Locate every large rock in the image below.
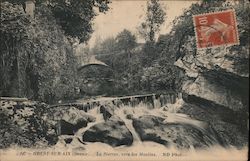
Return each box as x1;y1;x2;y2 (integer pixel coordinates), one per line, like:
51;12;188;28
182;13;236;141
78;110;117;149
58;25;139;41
46;106;96;135
82;117;133;147
46;106;96;125
55;120;75;135
55;117;94;135
177;102;248;148
175;46;249;78
173;23;249;149
132;115;223;149
182;76;244;110
175;44;249;111
99;104;114;121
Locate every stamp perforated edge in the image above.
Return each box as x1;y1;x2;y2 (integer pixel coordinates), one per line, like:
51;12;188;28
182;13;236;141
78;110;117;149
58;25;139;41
192;9;240;49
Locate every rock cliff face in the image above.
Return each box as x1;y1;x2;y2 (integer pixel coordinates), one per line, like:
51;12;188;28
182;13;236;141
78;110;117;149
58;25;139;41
174;36;249;148
175;45;249;112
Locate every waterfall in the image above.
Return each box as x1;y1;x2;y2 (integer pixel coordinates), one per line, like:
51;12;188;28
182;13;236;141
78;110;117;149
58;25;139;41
114;107;142;144
76;93;182;114
55;94;228;151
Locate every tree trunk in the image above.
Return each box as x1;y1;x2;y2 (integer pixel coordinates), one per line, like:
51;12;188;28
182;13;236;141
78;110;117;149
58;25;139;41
149;25;155;42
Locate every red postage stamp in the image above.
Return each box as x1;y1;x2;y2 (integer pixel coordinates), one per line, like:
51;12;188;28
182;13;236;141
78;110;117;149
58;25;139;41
193;9;239;49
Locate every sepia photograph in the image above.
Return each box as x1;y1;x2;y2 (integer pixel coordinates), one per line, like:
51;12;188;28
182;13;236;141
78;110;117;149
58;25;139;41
0;0;249;161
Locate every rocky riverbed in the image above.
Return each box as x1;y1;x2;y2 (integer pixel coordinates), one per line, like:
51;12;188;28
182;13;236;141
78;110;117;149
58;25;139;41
0;97;248;150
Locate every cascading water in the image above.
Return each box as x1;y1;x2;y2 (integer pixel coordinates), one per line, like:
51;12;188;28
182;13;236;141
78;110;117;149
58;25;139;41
113;106;142;144
54;105;105;149
54;93;225;152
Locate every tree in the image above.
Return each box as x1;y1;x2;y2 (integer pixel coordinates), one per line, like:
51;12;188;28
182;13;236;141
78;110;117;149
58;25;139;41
138;0;166;42
0;2;75;102
141;41;157;66
89;30;139;95
0;2;32;97
116;29;136;52
48;0;110;43
0;0;111;102
3;0;110;44
99;37;117;55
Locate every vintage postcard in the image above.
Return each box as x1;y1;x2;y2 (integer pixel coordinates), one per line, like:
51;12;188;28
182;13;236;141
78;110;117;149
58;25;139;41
0;0;249;161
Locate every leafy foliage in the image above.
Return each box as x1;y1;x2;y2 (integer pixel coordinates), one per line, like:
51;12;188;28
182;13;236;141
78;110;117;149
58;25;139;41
116;29;136;52
0;0;111;102
0;102;58;148
95;37;118;56
164;0;249;93
138;0;166;42
89;30;140;95
89;27;182;95
0;2;32;97
0;2;77;103
48;0;110;43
